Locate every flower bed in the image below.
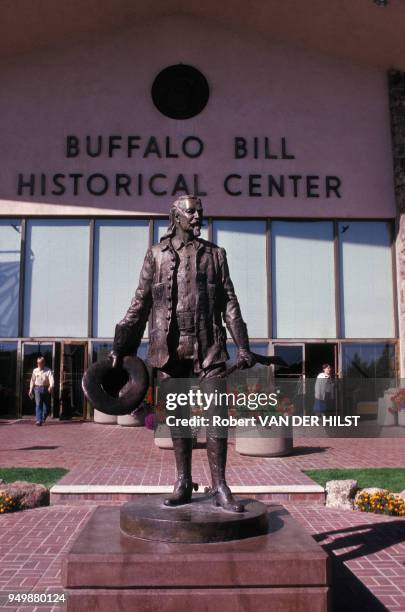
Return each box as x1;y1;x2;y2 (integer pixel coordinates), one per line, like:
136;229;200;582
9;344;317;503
355;490;405;516
0;494;19;513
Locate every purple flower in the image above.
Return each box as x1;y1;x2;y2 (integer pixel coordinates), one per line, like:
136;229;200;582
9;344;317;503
144;413;156;430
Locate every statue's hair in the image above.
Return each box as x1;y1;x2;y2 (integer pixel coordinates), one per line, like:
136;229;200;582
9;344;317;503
160;195;202;241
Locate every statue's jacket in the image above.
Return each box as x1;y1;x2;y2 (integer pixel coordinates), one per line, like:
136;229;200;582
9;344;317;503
113;237;250;371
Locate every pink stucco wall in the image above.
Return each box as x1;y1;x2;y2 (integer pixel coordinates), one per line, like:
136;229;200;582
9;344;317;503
0;15;396;218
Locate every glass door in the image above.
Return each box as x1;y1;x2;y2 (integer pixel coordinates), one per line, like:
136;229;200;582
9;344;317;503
21;342;58;417
273;344;305;415
0;342;18;418
59;342;88;420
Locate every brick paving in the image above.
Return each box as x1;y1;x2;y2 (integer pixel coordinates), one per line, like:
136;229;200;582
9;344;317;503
0;505;94;611
288;504;405;611
0;503;403;611
0;419;404;611
0;419;404;489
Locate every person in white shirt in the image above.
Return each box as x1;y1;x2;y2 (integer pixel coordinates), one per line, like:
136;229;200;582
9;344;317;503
313;363;334;414
29;357;54;426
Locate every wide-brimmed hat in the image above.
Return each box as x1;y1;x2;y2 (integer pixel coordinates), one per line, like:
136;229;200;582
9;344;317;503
82;356;149;416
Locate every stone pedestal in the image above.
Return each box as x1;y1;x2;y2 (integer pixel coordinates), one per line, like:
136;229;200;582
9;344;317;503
62;503;330;611
120;494;269;543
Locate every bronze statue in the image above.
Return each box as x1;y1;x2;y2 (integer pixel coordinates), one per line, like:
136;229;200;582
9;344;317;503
110;195;256;512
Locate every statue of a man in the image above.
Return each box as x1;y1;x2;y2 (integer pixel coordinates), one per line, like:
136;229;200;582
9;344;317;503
111;195;255;512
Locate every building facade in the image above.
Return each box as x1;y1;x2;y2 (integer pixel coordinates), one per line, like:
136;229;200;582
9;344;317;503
0;9;403;419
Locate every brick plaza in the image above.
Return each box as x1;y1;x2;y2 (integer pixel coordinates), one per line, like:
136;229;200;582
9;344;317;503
0;419;404;611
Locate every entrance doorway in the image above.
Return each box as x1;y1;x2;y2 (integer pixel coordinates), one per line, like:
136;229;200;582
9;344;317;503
21;341;88;419
21;342;59;417
273;343;338;415
305;343;337;378
305;343;338;415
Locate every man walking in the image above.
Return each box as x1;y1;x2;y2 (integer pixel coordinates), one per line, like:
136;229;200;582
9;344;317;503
29;356;54;426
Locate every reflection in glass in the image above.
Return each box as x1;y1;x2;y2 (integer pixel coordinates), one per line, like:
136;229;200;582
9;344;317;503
213;221;267;338
0;220;21;337
342;343;396;378
339;221;394;338
272;221;335;338
92;341;148;363
341;343;396;419
274;345;304;377
60;343;87;419
24;220;90;337
93;221;149;337
0;342;17;417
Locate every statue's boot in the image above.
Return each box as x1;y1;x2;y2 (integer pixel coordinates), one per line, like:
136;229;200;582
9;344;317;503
164;437;198;506
207;435;244;513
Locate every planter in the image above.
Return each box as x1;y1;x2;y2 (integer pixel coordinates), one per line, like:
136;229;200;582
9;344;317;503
117;411;145;427
93;409;117;424
154;424;174;449
235;424;293;457
377;396;396;426
153;424;200;449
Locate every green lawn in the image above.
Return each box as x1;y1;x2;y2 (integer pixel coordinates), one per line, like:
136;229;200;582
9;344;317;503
304;468;405;492
0;468;68;488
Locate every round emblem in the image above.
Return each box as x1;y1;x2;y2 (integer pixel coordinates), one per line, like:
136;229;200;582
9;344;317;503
151;64;210;120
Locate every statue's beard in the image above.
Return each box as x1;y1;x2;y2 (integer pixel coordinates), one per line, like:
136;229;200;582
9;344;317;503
192;225;201;237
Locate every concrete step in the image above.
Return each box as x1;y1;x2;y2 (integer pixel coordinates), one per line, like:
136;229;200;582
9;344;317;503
50;483;325;505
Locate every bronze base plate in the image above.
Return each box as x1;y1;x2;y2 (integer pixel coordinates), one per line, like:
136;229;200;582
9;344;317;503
120;494;269;543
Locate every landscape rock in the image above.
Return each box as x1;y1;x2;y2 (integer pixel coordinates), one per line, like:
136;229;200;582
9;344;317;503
0;481;49;509
325;479;358;510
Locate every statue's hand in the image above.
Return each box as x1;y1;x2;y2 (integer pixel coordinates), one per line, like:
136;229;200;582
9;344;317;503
109;350;122;369
236;348;256;370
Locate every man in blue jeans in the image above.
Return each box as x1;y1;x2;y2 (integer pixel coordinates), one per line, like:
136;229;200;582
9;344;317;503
29;356;54;426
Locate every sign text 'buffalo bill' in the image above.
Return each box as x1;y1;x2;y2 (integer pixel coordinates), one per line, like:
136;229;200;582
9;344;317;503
17;135;342;199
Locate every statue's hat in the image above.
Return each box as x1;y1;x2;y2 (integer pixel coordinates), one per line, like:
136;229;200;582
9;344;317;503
82;356;149;416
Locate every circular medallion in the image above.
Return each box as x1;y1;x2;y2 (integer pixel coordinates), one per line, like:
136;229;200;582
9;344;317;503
151;64;210;119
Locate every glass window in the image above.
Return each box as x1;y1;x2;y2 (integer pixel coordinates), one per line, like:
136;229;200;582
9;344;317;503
0;220;21;337
0;341;18;417
274;344;304;377
272;221;336;338
339;221;394;338
92;341;148;362
342;343;396;379
24;220;90;337
341;342;396;418
93;220;149;337
213;220;267;338
226;342;268;364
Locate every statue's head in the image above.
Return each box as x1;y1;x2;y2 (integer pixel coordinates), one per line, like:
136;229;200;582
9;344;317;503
161;195;203;240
